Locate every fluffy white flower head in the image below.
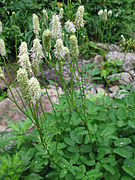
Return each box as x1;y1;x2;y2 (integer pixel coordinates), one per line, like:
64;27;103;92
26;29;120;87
98;9;103;16
50;15;62;39
31;38;44;74
54;38;65;60
33;14;40;37
28;77;41;104
74;6;84;29
0;21;2;35
108;10;112;17
18;42;28;57
19;53;33;75
65;21;76;34
0;39;6;57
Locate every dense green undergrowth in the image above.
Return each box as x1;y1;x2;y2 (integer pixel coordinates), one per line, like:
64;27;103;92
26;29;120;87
1;91;135;179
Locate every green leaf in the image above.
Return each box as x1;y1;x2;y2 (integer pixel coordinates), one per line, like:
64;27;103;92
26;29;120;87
60;169;67;178
64;137;75;146
86;169;103;179
122;159;135;178
114;147;133;158
114;138;132;147
80;155;95;166
103;164;115;175
80;145;91;153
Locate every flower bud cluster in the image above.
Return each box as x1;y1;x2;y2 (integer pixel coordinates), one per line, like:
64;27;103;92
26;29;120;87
31;38;44;74
28;77;41;104
33;14;40;37
70;35;79;60
17;68;41;104
42;29;51;53
0;39;6;57
54;39;65;60
43;9;48;24
59;8;64;19
0;66;5;80
98;9;112;21
74;6;84;29
50;15;62;39
17;68;30;102
65;21;76;34
18;42;33;76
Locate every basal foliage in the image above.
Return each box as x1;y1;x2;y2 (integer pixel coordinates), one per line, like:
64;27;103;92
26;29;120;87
1;92;135;179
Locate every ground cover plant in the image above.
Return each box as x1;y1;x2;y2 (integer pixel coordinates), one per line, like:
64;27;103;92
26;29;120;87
0;0;135;180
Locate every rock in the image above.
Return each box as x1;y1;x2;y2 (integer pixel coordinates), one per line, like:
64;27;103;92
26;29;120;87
0;79;7;91
129;70;135;80
106;51;135;72
116;90;129;99
94;55;103;67
96;43;119;51
108;72;133;85
0;86;63;132
96;87;107;96
109;85;119;93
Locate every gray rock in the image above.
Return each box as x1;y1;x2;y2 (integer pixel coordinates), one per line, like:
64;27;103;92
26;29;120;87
96;43;120;51
0;86;63;132
108;72;133;85
109;85;119;93
116;90;129;99
96;87;107;96
94;55;103;67
106;51;135;72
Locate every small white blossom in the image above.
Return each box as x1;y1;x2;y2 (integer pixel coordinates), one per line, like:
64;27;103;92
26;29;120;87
121;35;126;43
0;21;2;35
31;38;44;74
0;39;6;57
33;14;40;37
59;8;64;19
108;10;112;17
98;9;103;16
74;6;85;29
28;77;41;104
54;38;65;60
65;21;76;34
50;15;62;39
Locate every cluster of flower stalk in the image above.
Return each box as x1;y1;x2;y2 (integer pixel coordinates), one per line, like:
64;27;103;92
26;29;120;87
0;5;84;109
0;6;86;162
98;9;112;48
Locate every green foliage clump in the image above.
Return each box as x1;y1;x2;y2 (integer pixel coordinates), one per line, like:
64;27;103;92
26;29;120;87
84;0;135;42
1;91;135;179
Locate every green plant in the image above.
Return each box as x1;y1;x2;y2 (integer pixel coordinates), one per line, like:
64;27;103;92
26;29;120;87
1;91;135;179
